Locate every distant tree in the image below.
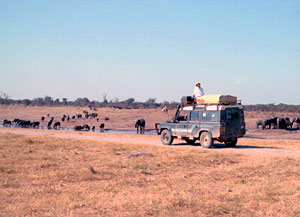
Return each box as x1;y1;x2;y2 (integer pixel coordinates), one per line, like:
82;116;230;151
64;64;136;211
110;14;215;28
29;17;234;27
0;91;10;105
145;98;156;105
103;93;108;104
32;97;44;106
143;98;160;108
125;97;135;105
22;99;31;106
62;98;68;105
44;96;53;106
54;98;60;105
75;97;90;106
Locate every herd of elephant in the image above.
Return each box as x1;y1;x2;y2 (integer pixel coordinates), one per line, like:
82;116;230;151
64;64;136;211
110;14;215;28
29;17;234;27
256;117;300;130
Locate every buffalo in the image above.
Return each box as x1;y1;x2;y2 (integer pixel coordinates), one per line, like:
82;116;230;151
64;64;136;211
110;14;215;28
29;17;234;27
31;121;40;128
135;119;146;134
47;119;53;129
292;117;300;128
90;113;98;118
19;120;31;128
256;120;265;129
278;117;292;129
53;122;61;130
83;124;90;131
3;119;12;126
74;125;83;131
100;123;105;132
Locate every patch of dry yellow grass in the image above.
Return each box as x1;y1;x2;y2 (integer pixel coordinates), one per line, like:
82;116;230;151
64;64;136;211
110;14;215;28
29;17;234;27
1;133;300;216
238;138;300;151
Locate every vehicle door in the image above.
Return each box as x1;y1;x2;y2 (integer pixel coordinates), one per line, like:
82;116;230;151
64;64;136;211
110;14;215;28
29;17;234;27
174;110;189;136
187;110;200;136
200;111;220;136
222;107;240;135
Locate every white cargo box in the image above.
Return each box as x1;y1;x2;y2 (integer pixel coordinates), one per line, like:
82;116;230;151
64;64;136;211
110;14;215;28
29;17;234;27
196;95;237;105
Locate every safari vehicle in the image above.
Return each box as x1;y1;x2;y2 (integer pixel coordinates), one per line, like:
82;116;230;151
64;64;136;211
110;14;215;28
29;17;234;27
155;95;246;148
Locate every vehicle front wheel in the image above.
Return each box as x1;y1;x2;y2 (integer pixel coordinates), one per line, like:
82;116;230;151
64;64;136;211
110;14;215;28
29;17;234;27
200;132;213;148
161;129;173;145
224;138;238;147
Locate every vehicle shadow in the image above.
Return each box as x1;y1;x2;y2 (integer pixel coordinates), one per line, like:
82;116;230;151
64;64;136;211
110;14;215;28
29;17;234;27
172;142;280;149
215;143;280;149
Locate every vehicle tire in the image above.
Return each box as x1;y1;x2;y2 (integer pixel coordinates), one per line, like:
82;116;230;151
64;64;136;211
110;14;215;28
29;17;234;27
185;139;195;145
199;132;213;148
161;129;173;145
224;138;238;147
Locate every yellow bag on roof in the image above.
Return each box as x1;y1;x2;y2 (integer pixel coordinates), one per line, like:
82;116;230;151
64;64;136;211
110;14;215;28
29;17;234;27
196;95;237;105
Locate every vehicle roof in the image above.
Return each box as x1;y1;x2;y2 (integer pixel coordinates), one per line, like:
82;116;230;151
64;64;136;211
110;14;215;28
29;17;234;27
182;103;243;111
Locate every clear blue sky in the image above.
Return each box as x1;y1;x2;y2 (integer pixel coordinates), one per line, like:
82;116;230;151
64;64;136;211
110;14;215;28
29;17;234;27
0;0;299;104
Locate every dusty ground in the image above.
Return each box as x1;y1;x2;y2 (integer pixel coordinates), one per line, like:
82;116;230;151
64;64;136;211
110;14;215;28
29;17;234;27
1;127;300;158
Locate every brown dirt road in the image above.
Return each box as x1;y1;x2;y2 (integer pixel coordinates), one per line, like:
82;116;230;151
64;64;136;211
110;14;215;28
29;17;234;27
1;126;300;158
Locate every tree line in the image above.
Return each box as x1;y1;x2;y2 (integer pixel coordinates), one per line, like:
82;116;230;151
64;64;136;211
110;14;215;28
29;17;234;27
0;92;178;109
1;92;300;112
244;104;300;113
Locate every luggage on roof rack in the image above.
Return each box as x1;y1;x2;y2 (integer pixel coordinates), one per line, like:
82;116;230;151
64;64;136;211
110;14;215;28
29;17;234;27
181;96;194;105
196;95;237;105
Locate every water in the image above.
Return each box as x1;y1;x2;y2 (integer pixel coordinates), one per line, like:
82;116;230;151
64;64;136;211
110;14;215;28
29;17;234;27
0;124;157;135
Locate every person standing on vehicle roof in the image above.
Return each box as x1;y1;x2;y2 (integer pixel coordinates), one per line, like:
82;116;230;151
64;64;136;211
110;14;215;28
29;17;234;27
192;82;204;98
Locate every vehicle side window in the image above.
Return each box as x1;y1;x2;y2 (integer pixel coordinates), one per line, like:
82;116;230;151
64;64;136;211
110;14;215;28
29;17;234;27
177;110;189;121
201;111;219;122
210;112;219;122
190;111;200;121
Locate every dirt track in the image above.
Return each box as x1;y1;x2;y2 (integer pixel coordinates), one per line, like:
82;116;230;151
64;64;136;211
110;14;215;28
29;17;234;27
1;127;300;158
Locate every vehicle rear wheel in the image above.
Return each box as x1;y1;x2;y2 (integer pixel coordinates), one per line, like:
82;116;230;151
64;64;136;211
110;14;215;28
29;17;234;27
185;139;195;145
224;138;238;147
161;129;173;145
200;132;213;148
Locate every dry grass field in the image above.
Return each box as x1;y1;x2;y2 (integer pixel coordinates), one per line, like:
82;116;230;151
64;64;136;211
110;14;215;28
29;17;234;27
1;105;300;216
1;133;300;216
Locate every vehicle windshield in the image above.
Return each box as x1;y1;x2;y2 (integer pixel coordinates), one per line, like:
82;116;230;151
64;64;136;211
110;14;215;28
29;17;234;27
177;110;189;121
